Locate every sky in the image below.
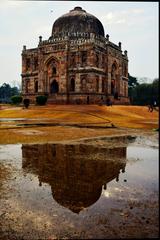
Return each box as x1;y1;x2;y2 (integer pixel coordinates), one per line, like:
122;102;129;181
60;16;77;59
0;0;159;87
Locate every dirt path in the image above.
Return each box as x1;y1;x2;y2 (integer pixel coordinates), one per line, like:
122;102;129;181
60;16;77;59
0;105;159;144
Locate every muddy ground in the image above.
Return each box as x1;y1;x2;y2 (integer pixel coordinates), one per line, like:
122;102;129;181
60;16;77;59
0;105;159;239
0;104;159;144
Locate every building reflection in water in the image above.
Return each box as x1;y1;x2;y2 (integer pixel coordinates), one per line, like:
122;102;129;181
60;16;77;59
22;142;127;213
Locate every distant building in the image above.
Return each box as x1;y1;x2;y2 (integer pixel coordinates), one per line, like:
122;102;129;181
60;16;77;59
21;6;129;104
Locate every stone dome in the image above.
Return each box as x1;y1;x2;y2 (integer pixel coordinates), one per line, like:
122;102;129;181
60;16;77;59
51;6;105;37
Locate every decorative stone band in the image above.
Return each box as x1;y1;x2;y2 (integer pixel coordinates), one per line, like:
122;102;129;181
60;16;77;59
38;35;124;53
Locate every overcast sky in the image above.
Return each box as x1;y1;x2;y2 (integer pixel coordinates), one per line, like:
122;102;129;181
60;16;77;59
0;1;159;86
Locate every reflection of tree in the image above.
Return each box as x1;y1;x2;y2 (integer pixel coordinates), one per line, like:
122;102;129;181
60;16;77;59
22;142;127;213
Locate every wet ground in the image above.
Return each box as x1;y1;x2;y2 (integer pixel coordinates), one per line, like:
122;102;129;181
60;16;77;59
0;134;159;239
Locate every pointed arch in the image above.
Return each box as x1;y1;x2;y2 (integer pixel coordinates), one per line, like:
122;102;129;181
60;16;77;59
96;77;99;92
52;66;57;75
70;78;75;92
44;55;59;67
44;56;59;94
25;79;30;93
34;80;38;93
111;62;118;80
50;80;59;94
102;78;105;92
111;80;115;95
81;77;86;91
44;56;59;78
111;61;119;96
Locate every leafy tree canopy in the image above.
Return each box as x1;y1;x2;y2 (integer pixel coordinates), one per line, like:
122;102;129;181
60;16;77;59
128;73;139;88
0;83;20;103
128;75;159;106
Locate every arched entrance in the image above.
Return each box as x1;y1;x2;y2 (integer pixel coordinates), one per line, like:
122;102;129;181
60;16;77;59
70;78;75;92
111;80;115;95
111;62;119;97
50;80;59;94
34;81;38;93
44;56;59;94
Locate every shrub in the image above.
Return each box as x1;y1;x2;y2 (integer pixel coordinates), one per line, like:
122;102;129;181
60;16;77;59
11;95;22;105
23;98;30;109
36;95;48;105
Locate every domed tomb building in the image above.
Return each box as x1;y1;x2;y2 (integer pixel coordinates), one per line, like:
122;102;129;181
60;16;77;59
21;7;129;104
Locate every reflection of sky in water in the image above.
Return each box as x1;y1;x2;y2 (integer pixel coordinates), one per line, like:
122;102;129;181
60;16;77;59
0;144;22;168
126;146;158;185
99;145;159;215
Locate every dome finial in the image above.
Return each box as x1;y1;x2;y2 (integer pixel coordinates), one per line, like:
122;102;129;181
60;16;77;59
74;7;82;11
70;6;86;13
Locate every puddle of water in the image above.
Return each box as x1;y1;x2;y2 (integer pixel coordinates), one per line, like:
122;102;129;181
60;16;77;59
0;118;27;122
0;136;159;239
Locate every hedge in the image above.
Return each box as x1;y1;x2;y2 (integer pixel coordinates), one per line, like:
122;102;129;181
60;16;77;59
11;95;22;105
36;95;48;105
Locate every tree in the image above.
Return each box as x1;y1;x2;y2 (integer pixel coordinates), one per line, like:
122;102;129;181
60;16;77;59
11;95;22;105
128;77;159;106
128;73;139;104
11;87;19;96
0;83;19;103
151;78;159;105
128;73;139;88
0;83;12;103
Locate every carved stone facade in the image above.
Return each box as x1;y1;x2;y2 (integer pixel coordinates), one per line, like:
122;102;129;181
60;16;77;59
21;7;129;104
